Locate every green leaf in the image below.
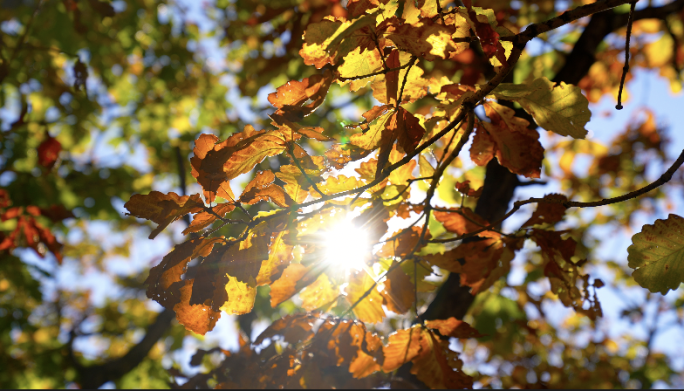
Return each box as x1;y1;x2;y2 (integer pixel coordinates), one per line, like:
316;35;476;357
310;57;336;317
627;214;684;294
490;77;591;139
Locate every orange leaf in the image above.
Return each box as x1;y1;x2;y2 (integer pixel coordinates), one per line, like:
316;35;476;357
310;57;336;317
411;329;474;389
378;226;430;258
454;180;483;197
382;325;422;372
270;263;311;307
433;207;489;235
37;133;61;168
173;279;221;335
268;70;334;121
125;191;205;239
240;170;292;207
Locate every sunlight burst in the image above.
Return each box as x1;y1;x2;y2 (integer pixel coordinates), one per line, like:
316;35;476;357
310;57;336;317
322;218;370;272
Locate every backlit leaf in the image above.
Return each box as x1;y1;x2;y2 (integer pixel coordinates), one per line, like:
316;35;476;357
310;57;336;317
491;77;591;139
481;101;544;178
346;269;386;323
125;191;205;239
628;214;684;294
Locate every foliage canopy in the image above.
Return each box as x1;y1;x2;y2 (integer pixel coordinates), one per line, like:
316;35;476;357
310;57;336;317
3;0;684;388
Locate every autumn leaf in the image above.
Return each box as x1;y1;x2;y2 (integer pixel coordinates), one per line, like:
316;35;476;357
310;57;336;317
145;237;224;310
385;17;464;61
239;170;292;207
124;191;205;239
299;273;338;311
256;230;294;286
270;263;313;307
173;279;221;335
268;70;334;121
346;269;386;323
182;203;236;235
522;194;568;228
254;313;317;346
628;214;684;294
37;133;61;168
479;101;544;178
425;317;484;338
491;77;591;139
454;180;482;197
190;127;287;203
433;207;489;235
378;226;430;258
382;325;423;372
410;328;474;389
221;275;258;315
380;261;414;314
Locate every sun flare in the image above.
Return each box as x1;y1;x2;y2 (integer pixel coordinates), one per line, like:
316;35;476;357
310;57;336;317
322;218;370;272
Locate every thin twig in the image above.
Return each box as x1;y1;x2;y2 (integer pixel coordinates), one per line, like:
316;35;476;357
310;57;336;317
338;60;414;82
616;1;638;110
287;143;325;198
430;148;684;243
397;55;417;107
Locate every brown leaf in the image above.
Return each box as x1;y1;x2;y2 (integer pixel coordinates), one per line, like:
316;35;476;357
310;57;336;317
411;329;474;389
482;101;544;178
454;180;483;198
190;127;287;203
254;313;317;346
470;124;495;166
433;207;489;235
424;317;484;338
386;17;464;61
394;107;426;155
182;203;236;235
378;226;430;258
125;191;205;239
146;237;224;309
270;263;310;307
380;261;414;314
522;194;568;228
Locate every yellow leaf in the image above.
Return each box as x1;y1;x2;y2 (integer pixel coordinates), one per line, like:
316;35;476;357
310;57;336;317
491;77;591;139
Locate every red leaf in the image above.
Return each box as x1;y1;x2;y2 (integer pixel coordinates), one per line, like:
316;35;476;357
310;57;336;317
37;134;62;168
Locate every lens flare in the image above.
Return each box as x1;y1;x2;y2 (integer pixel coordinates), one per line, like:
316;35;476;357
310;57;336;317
322;218;370;271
